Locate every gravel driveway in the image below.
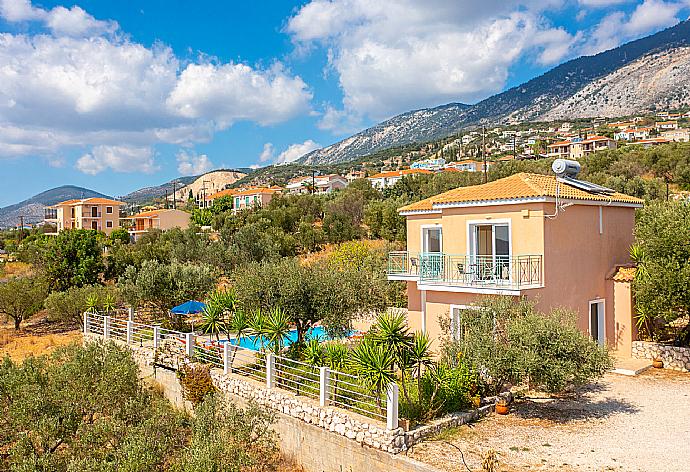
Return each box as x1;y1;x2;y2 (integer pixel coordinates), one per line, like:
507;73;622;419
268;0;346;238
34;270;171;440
408;369;690;471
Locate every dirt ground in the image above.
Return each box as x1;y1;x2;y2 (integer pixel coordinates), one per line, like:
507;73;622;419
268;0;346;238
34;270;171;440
408;369;690;472
0;313;81;361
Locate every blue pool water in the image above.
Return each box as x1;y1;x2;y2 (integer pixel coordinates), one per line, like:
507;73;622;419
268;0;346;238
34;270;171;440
223;326;338;351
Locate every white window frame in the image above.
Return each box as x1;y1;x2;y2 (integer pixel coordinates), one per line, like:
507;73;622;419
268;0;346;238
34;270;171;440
106;220;113;228
420;224;443;254
450;304;480;341
465;218;512;259
106;206;113;214
588;299;606;346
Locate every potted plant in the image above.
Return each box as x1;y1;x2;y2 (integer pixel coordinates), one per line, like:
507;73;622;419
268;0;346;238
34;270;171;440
495;397;509;415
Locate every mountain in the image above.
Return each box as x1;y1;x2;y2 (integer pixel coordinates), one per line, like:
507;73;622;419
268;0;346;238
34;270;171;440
300;102;470;165
121;176;198;204
0;185;110;229
300;20;690;165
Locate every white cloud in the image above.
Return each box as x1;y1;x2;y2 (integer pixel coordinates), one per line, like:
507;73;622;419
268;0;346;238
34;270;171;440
76;145;157;175
578;0;631;6
0;2;314;166
317;104;363;134
275;140;321;164
167;62;312;128
0;0;116;37
259;143;275;162
582;0;683;55
176;149;214;175
287;1;578;123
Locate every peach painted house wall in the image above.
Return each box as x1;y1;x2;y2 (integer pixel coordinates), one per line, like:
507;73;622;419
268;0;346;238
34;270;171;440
45;198;124;236
129;209;191;241
391;173;643;356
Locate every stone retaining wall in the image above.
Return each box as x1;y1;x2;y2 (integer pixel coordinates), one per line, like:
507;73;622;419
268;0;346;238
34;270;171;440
632;341;690;372
85;334;492;454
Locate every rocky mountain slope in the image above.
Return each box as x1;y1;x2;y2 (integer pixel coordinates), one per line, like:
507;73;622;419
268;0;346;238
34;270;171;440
300;103;470;165
167;170;247;202
0;186;110;228
301;20;690;165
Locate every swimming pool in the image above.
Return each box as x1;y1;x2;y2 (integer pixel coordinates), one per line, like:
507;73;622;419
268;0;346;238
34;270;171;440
223;326;339;351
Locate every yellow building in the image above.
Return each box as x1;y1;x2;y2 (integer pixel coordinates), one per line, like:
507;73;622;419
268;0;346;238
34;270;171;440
44;198;125;236
388;173;643;356
128;209;192;241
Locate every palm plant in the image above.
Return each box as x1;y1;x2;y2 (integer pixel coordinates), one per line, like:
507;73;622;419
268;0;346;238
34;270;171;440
370;311;414;402
229;309;250;344
303;339;326;366
409;332;434;395
248;308;269;351
101;293;116;314
199;303;225;342
349;337;395;411
85;293;99;314
265;307;291;354
324;341;349;401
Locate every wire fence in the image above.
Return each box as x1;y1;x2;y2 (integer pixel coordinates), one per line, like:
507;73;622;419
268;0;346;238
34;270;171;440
83;314;392;425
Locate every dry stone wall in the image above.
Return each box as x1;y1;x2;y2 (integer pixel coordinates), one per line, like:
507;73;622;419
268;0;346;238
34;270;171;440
632;341;690;372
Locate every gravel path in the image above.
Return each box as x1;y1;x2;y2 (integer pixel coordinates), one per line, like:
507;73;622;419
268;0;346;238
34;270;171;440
408;369;690;471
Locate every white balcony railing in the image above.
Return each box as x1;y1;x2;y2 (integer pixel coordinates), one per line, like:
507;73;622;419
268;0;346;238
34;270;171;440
388;251;543;289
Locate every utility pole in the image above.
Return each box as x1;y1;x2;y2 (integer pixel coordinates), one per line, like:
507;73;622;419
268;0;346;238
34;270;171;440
311;170;316;195
164;190;168;209
172;181;177;210
513;134;517;160
481;125;487;183
18;215;24;242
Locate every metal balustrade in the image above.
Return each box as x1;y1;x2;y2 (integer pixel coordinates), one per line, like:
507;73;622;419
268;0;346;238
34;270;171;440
388;251;543;289
83;313;395;427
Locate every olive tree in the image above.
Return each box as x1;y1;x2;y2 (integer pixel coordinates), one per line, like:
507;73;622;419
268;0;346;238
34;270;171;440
0;276;47;330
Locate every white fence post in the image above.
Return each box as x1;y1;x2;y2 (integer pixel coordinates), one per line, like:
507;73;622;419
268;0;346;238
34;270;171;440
153;326;160;349
128;307;134;321
266;353;275;389
386;383;399;430
126;320;133;344
223;342;234;375
104;316;111;339
185;333;195;358
319;367;330;407
83;313;88;336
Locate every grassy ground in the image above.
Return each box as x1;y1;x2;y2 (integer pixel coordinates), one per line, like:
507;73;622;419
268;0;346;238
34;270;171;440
0;313;81;361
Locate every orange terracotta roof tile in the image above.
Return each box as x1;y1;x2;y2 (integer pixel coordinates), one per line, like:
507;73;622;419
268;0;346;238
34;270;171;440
398;173;643;213
58;197;124;206
206;188;239;200
232;186;282;196
612;266;637;282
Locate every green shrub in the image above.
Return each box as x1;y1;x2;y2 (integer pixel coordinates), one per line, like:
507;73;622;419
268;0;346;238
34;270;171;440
178;364;216;406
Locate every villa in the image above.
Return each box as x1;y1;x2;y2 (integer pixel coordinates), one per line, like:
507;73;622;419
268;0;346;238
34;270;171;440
547;136;616;159
367;169;433;189
387;171;644;357
286;174;348;194
231;186;282;211
127;209;191;242
44;197;125;236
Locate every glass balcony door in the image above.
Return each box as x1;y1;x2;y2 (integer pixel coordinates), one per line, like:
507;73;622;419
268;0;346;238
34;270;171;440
470;223;510;283
420;226;442;280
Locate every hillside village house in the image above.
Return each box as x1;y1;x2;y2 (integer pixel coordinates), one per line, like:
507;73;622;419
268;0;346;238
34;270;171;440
367;169;433;189
614;127;652;141
204;188;237;208
387;172;644;357
628;137;672;148
655;120;678;131
286;174;348;194
127;209;191;242
547;136;616;159
446;160;494;173
44;198;125;236
232;186;281;211
660;128;690;142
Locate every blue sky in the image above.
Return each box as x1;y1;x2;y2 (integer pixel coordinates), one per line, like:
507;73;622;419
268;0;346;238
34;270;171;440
0;0;689;206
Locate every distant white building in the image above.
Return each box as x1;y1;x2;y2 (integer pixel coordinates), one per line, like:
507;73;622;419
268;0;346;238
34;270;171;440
614;127;652;141
286;174;348;194
411;158;446;171
367;169;433;189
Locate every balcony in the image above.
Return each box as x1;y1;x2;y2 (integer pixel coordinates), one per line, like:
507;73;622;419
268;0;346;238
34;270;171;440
388;251;543;291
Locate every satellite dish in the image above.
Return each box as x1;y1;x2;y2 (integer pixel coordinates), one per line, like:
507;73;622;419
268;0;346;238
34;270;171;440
552;159;581;178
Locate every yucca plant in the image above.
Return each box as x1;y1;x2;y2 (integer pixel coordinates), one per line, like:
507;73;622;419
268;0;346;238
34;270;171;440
303;339;326;366
370;311;413;402
248;308;269;351
324;341;349;401
349;337;395;410
265;307;291;354
85;293;99;314
409;332;434;395
101;293;116;315
199;303;225;342
629;244;648;281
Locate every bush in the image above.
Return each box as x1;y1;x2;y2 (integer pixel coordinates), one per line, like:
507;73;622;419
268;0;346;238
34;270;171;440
44;284;120;327
178;364;216;406
446;297;612;394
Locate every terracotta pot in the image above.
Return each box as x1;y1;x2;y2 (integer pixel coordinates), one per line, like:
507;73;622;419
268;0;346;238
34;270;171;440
495;403;509;415
653;358;663;369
